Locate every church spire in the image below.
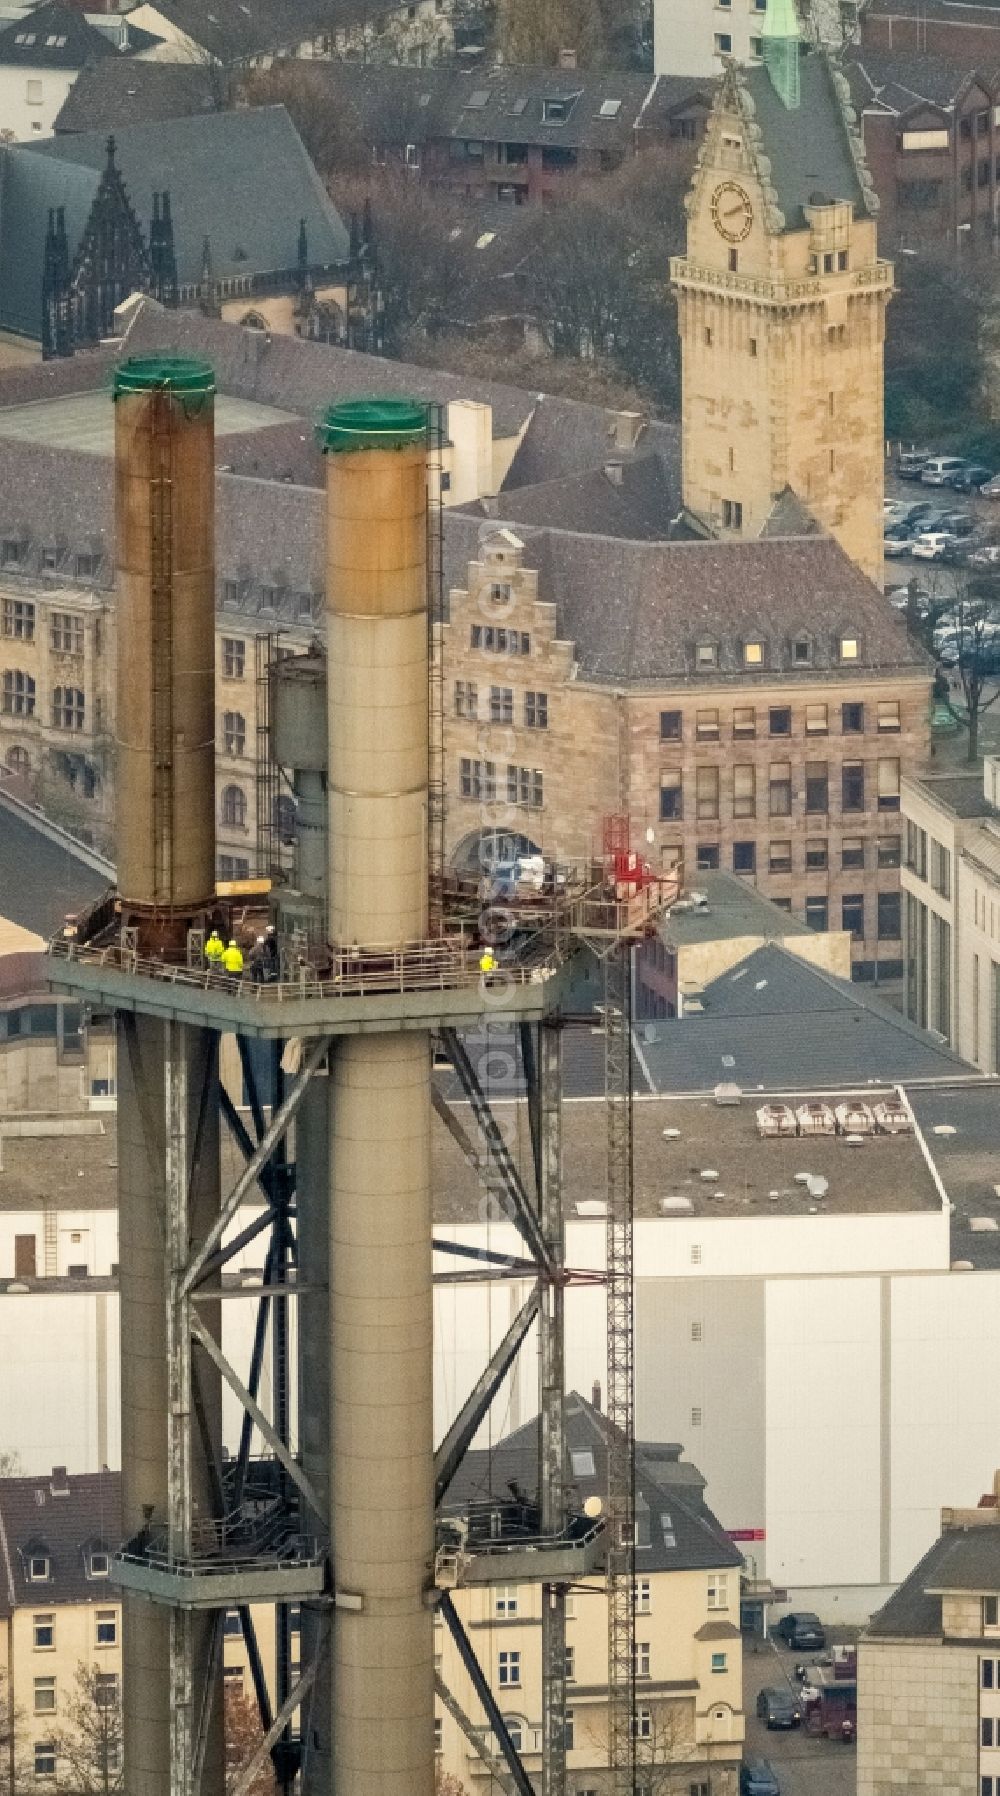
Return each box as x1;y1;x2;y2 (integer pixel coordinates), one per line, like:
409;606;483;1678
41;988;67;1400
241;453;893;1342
762;0;801;111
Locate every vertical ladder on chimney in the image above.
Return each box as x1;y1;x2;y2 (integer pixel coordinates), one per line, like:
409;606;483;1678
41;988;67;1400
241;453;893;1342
426;403;446;934
150;394;173;904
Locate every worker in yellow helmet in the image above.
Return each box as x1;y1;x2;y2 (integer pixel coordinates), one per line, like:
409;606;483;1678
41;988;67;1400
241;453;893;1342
204;928;224;964
222;939;244;979
479;946;497;977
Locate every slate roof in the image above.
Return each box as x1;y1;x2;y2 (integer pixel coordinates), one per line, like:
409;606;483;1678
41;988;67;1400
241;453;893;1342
456;451;681;542
845;47;980;115
639;943;969;1094
867;1525;1000;1639
0;1468;121;1618
131;0;353;61
904;769;994;820
54;59;221;134
0;786;110;938
444;1390;743;1577
0;2;159;67
742;51;871;227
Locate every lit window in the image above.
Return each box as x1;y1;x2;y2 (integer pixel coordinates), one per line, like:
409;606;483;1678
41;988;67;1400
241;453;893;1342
743;640;763;666
840;635;859;661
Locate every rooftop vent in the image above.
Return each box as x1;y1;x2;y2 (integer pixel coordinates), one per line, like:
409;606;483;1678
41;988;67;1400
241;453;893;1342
835;1101;874;1135
874;1099;911;1134
714;1083;741;1106
757;1103;796;1138
796;1102;835;1136
660;1196;694;1214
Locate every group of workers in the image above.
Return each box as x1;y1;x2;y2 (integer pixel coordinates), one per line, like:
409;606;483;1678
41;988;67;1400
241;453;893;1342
204;926;280;984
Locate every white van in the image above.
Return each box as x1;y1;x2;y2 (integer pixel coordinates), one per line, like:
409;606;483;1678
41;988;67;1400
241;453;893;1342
921;456;966;486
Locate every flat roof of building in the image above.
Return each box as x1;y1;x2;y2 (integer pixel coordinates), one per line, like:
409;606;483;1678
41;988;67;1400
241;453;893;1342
907;1082;1000;1269
0;388;299;458
902;768;994;821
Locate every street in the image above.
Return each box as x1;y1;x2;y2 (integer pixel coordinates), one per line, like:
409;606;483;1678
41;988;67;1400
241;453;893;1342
742;1636;857;1796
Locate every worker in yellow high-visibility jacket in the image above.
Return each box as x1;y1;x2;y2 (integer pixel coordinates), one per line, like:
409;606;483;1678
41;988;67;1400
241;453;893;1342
204;929;224;965
222;939;244;978
479;947;497;976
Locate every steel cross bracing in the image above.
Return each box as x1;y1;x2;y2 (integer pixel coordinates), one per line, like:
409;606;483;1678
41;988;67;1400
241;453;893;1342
426;403;447;935
605;939;636;1796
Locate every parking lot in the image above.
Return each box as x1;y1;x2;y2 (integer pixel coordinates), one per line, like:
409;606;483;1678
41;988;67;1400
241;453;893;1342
742;1636;857;1796
883;459;1000;592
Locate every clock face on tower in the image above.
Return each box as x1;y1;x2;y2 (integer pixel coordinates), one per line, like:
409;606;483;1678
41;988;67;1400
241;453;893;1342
710;181;753;244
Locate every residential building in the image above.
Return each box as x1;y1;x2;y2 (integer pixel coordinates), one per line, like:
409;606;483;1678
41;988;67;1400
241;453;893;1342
0;106;376;360
438;1393;745;1796
652;0;856;77
0;0;159;143
125;0;456;70
443;524;929;978
858;1469;1000;1796
861;0;1000;63
672;26;891;584
901;759;1000;1064
846;50;1000;252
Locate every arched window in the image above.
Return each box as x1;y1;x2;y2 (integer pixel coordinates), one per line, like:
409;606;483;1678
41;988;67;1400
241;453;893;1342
222;784;247;829
223;712;246;757
502;1718;523;1753
240;310;269;332
5;744;30;773
52;687;85;730
2;669;35;716
274;793;296;842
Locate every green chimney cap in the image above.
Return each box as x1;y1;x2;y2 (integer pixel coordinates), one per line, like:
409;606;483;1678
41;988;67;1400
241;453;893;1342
113;356;215;400
320;398;427;453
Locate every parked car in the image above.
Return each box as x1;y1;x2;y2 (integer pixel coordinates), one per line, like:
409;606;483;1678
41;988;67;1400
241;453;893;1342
775;1611;827;1649
883;532;915;557
935;629;1000;671
912;531;958;561
938;511;977;536
922;456;968;486
968;544;1000;567
950;462;993;492
896;449;929;479
980;476;1000;499
757;1687;802;1729
741;1759;781;1796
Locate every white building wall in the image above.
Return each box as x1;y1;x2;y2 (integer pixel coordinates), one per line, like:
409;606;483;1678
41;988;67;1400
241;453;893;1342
0;64;75;140
653;0;768;77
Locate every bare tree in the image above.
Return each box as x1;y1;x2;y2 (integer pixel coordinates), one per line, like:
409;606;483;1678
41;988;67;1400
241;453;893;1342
51;1665;123;1796
0;1452;21;1478
435;1772;472;1796
0;1668;32;1796
933;570;1000;762
224;1685;273;1796
239;62;369;181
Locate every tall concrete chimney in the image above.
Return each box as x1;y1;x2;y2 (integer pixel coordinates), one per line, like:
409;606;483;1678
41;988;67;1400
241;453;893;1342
320;399;434;1796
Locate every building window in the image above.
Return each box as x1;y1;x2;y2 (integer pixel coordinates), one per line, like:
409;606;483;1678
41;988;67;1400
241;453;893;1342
769;839;792;873
459;758;496;801
877;699;900;733
495;1586;518;1617
498;1651;520;1687
805;703;828;736
983;1659;997;1688
877;758;900;812
51;687;85;730
507;765;543;808
660;709;682;740
696;843;719;870
564;1711;574;1751
470;624;529;655
984;1718;996;1748
634;1641;651;1678
27;1552;50;1581
634;1707;653;1739
524;690;548;729
94;1672;118;1710
221;785;247;829
50;612;84;655
504;1717;524;1752
2;597;34;640
660;769;682;821
878;891;902;939
732;764;755;819
434;1716;443;1754
842;893;865;940
710;1653;728;1673
804;838;827;870
930;839;951;897
769;707;791;736
224;1611;241;1636
76;553;98;582
802;762;827;814
842;762;865;812
490;685;514;724
6;744;30;773
743;640;763;666
721;499;743;530
696;708;720;741
769;762;792;816
88;1550;110;1578
805;895;828;931
454;680;477;719
732;705;755;739
696;765;719;820
34;1743;56;1778
635;1578;651;1614
222;578;241;607
223;711;246;756
34;1614;55;1650
793;637;812;665
842;702;864;734
841;837;865;871
564;1644;576;1682
839;636;859;662
714;32;733;52
733;841;755;874
984;1596;1000;1630
218;855;250;881
222;637;246;679
695;641;718;671
34;1677;56;1713
878;835;901;870
95;1610;117;1647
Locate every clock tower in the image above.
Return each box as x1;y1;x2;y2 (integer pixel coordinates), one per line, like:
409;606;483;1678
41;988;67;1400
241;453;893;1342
671;15;892;583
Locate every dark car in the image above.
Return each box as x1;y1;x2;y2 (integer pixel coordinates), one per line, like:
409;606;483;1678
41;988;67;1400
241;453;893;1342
950;462;993;492
938;511;976;536
741;1759;781;1796
756;1686;802;1729
775;1611;827;1649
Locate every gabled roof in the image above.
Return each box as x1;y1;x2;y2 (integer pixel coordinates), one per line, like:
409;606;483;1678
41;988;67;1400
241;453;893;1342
131;0;349;61
0;785;110;938
0;1469;121;1618
845;47;987;116
457;451;680;542
0;2;159;68
444;1390;743;1577
867;1524;1000;1639
54;59;221;135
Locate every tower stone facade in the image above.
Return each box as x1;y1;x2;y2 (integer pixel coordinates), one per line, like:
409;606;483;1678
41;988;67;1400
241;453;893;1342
671;41;892;584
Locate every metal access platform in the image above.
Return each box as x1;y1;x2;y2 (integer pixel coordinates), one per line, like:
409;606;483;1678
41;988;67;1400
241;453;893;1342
435;1500;606;1589
114;1507;326;1609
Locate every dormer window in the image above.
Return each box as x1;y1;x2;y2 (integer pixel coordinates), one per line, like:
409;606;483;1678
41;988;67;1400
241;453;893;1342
28;1552;50;1582
89;1551;110;1579
743;640;764;667
839;635;859;662
542;96;575;125
793;637;812;665
695;641;718;671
